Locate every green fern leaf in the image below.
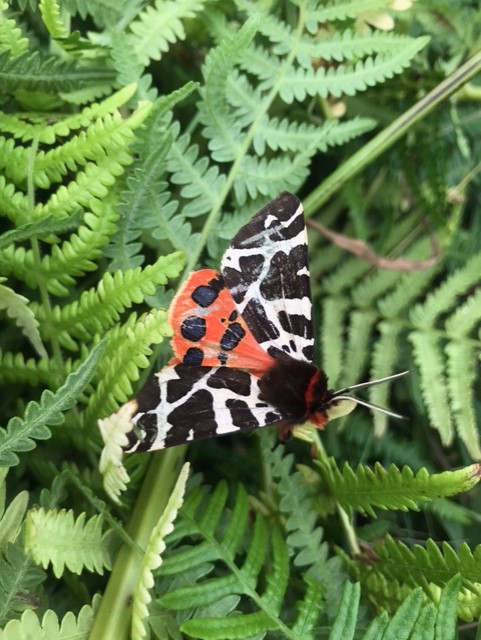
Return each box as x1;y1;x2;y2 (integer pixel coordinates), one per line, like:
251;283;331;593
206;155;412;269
321;296;351;387
274;38;430;102
0;543;45;627
166;123;226;217
109;31;156;101
25;508;111;578
0;1;29;58
264;436;343;615
0;210;83;250
0;490;28;548
446;340;480;458
107;83;198;269
0;340;105;467
410;252;481;328
200;15;259;163
318;458;481;517
159;482;295;639
291;578;324;640
0;602;96;640
409;331;453;445
328;581;360;640
0;351;51;387
434;575;461;640
251;116;376;155
235;154;309;204
0;84;138;143
369;321;402;436
87;308;173;425
39;0;68;39
342;309;377;386
33;251;183;350
4;104;151;189
0;50;116;94
130;0;206;66
307;0;398;23
132;463;190;640
0;203;118;297
366;536;481;608
0;278;46;358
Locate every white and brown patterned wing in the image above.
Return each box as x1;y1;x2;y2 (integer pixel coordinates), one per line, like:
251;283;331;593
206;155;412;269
221;192;314;363
123;365;283;452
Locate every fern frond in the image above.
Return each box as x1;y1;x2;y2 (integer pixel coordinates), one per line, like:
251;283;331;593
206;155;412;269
317;458;481;517
0;340;105;467
0;1;29;57
306;0;397;23
33;251;183;350
271;38;430;102
3;107;149;188
109;31;156;102
445;340;480;458
368;535;481;607
0;351;51;387
0;544;45;627
158;482;296;639
0;176;28;222
328;581;360;640
251;115;376;155
130;0;206;66
410;252;481;328
0;210;83;249
166;123;227;217
0;601;97;640
0;278;46;358
98;403;133;502
0;50;116;94
235;154;310;204
24;508;111;578
0;490;28;547
39;0;68;39
263;437;345;618
0;202;118;297
0;84;138;143
132;463;190;640
445;287;481;337
248;5;418;67
84;308;172;423
369;321;402;436
409;331;453;445
199;16;259;163
31;156;129;222
106;84;199;269
341;309;377;386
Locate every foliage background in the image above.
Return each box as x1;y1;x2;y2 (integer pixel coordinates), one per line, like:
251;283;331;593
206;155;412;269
0;0;481;638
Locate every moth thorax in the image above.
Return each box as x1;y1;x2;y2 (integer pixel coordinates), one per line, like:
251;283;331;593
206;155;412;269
258;355;329;426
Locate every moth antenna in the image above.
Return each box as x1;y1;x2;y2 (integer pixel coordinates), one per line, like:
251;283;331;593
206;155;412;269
332;395;405;420
333;370;410;397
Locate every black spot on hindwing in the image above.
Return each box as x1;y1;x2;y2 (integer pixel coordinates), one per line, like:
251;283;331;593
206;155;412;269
183;347;204;366
181;316;206;342
191;275;224;308
220;322;246;351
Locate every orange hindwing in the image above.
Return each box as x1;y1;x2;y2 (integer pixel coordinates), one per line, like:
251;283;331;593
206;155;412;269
169;269;274;374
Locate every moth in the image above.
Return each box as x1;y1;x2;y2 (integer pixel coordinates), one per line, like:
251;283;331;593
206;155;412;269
111;192;405;452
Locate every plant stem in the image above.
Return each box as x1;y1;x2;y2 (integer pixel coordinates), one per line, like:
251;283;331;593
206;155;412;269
303;49;481;217
89;447;186;640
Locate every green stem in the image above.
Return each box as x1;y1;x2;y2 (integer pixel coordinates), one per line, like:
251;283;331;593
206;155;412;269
303;49;481;217
90;447;186;640
313;432;360;556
